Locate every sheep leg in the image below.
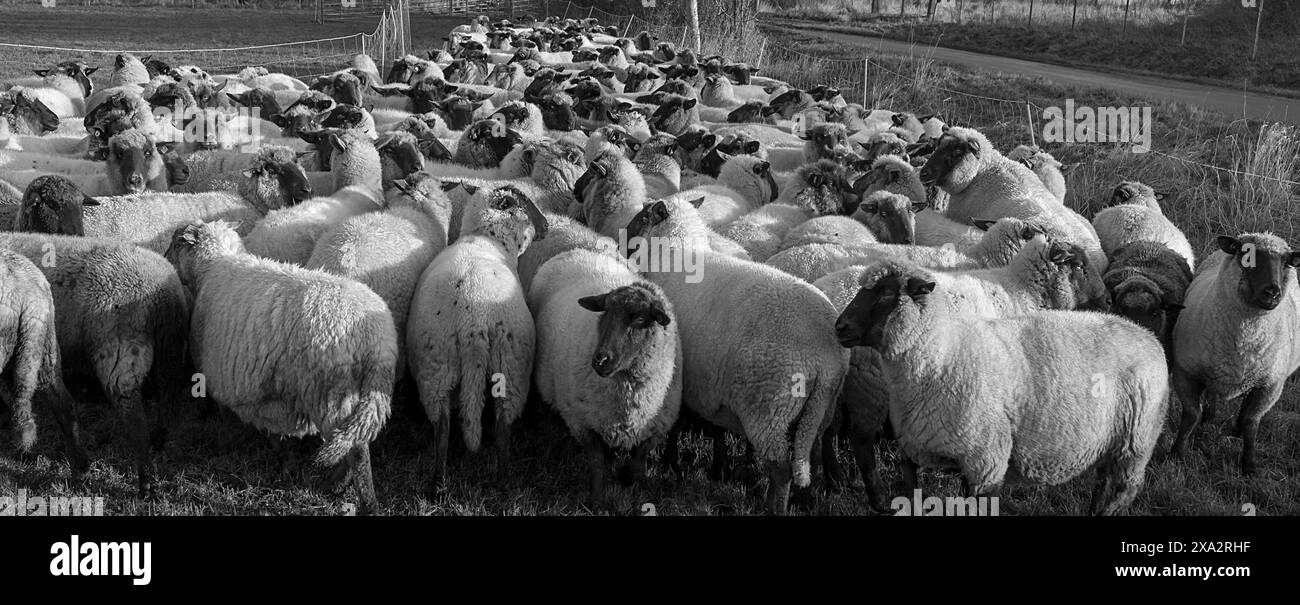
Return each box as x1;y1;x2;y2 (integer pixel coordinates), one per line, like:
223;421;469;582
1235;386;1281;476
351;443;378;516
708;426;730;481
1088;460;1116;515
1095;455;1150;516
847;424;888;513
118;387;155;498
817;431;846;492
618;438;656;487
579;431;609;511
494;413;513;473
661;423;683;479
39;382;89;478
427;404;451;495
764;459;793;515
900;458;919;493
1170;373;1206;458
0;379;36;455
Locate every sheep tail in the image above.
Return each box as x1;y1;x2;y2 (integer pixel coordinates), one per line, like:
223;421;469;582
458;333;490;452
314;362;393;468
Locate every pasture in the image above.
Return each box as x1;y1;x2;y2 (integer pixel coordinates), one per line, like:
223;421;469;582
0;6;1298;516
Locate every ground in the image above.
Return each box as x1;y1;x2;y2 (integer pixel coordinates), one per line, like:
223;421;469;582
1;6;1298;516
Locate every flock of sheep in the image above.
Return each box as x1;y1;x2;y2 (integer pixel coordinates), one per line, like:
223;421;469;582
0;14;1297;515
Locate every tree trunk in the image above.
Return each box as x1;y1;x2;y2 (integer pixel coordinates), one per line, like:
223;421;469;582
686;0;702;52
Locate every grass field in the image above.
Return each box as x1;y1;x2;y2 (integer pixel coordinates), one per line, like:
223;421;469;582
1;7;1299;516
763;0;1300;97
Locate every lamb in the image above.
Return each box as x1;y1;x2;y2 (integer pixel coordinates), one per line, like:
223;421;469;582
165;220;394;513
766;216;1044;284
1091;198;1195;270
624;196;849;514
242;129;383;265
305;173;455;380
0;248;88;476
1103;240;1193;355
528;249;681;508
1170;233;1300;475
406;185;548;491
834;260;1169;515
2;175;276;253
1006;144;1066;203
719;160;848;262
1;232;189;497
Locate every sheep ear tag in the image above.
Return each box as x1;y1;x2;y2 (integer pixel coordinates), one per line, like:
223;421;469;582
792;113;806;139
81;195;101;207
906;278;936;297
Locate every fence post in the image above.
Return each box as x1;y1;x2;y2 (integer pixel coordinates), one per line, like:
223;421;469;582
1025;101;1036;147
1028;0;1034;28
562;1;570;19
1071;0;1077;32
1251;0;1263;60
757;37;767;68
1180;0;1190;46
1123;0;1130;33
862;59;869;107
899;0;904;17
957;0;964;25
624;15;634;37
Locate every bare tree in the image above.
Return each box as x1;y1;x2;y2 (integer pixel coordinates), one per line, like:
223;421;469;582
687;0;702;52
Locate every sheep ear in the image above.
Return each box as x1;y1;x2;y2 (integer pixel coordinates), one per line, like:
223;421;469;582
1216;236;1241;255
84;67;99;76
393;178;411;193
1288;252;1300;267
910;202;927;213
971;217;997;231
891;113;907;126
155;141;177;155
650;307;671;327
463;184;480;195
328;133;347;153
1048;244;1075;265
686;196;705;208
683;98;697;109
577;294;606;312
241;167;257;178
1162;302;1185;311
965;138;980;155
860;203;878;214
743;141;761;154
439;181;460;192
82;195;100;207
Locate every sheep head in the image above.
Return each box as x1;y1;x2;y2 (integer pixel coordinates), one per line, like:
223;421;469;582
854;191;923;245
1216;233;1300;311
242;145;312;208
106;129;169;194
836;260;937;351
18;175;99;237
375;131;427;190
788;160;849;216
919;127;990;194
578;283;673;378
463;184;548;256
165;220;245;292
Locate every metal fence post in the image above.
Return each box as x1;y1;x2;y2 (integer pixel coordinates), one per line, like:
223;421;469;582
1123;0;1131;33
1251;0;1264;60
1071;0;1077;32
1180;0;1190;46
1029;0;1034;28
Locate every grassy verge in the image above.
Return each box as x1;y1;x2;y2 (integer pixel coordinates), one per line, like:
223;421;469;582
761;11;1300;99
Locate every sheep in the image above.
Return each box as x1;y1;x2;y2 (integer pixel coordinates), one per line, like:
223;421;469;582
632;133;682;199
528;249;681;508
1;232;189;497
800;122;851;165
242;129;383;265
375;131;427;190
699;73;742;108
489;100;546;138
850;191;925;245
572;148;646;238
778;215;877;251
165;220;394;513
453;119;525;168
1006;144;1066;203
0;248;88;476
920;128;1104;270
833;260;1168;515
12;174;99;236
305;173;455;380
719;160;848;262
176;145;313;208
104;54;151;90
2;175;271;253
517;212;614;295
1170;233;1300;475
1;88;61;136
0;128;177;197
406;185;548;491
679;154;778;229
623;195;848;514
15;74;85;119
766;216;1044;283
1109;180;1164;211
1103;240;1193;355
853;154;926;206
1091;199;1195;271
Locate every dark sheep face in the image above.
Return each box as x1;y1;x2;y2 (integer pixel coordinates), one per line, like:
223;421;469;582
836;273;935;349
577;284;672;377
20;174;98;236
107;133;166;194
245;158;312;206
1218;236;1300;310
624;199;671;243
857;194;920;245
322;104;367;131
919;133;979;188
377;135;427;180
536;94;576;131
1111;277;1175;339
440;96;481;131
727;101;767;124
387;58;416;84
804;124;849;158
768;89;812;119
649;96;697;135
1051;242;1109;311
2;93;60;135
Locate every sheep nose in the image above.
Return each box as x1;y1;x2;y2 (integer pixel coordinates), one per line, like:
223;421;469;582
293;184;312;202
591;353;615;376
1262;284;1281;299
